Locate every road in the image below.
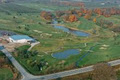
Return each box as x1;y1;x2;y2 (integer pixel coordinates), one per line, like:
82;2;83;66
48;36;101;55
1;47;120;80
28;42;40;51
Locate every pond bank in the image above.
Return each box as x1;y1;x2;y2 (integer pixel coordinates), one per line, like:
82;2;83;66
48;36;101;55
52;20;90;37
52;49;80;59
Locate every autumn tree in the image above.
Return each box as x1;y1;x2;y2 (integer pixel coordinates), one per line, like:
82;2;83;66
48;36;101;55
82;8;87;14
110;7;116;15
92;63;117;80
94;8;102;15
93;18;97;23
103;11;111;17
56;11;65;18
84;13;91;20
68;14;77;22
78;12;82;17
40;11;53;20
63;15;69;21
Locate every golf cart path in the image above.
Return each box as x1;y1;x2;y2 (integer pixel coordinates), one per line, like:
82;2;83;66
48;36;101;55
28;42;40;51
1;48;120;80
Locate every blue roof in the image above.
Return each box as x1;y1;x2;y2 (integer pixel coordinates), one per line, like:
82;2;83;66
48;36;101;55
10;35;34;41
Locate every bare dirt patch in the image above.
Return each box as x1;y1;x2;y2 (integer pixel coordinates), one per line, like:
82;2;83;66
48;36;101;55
4;43;28;52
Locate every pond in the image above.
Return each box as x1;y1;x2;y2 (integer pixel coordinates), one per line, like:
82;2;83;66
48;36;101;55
53;20;90;37
0;46;4;50
51;20;90;59
52;49;80;59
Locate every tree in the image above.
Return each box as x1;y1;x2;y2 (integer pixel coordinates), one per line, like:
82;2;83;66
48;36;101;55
68;14;77;22
17;26;21;29
110;8;116;15
78;12;82;17
63;15;69;21
93;18;97;23
25;27;29;31
94;8;102;15
40;11;53;20
92;63;117;80
56;11;64;18
0;58;5;67
36;61;43;71
112;27;120;32
84;14;91;20
35;59;47;71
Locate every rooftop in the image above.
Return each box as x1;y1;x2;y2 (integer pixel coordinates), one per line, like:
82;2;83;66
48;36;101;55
10;35;34;41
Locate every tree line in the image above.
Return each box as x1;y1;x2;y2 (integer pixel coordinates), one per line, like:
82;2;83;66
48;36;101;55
40;7;120;22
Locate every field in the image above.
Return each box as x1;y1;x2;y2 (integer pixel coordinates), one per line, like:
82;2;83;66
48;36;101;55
0;1;120;75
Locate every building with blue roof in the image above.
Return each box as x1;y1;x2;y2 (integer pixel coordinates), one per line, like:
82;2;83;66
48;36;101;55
9;35;35;43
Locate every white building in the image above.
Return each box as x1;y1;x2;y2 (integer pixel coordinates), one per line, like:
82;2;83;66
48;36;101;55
9;35;35;43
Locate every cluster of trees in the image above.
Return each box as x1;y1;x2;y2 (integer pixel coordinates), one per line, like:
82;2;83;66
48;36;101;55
95;18;120;33
55;8;93;22
96;19;113;28
55;63;117;80
15;47;38;58
112;27;120;32
40;11;53;20
28;59;48;71
40;7;120;23
63;14;78;22
94;7;120;17
15;45;48;71
53;7;120;22
92;63;117;80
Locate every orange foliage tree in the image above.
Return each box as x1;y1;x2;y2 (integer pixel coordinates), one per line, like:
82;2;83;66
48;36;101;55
40;11;53;20
93;18;97;23
68;15;77;22
84;14;91;20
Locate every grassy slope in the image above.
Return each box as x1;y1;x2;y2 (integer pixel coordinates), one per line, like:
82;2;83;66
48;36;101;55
64;17;99;31
0;3;40;13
